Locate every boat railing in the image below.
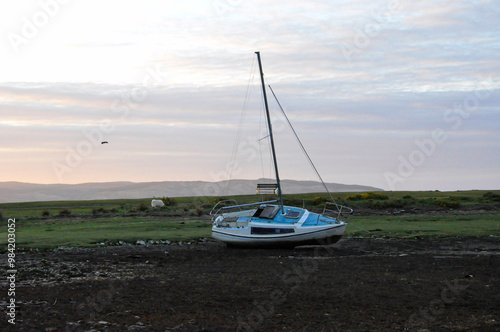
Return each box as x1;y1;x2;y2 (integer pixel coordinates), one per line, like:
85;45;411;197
210;200;279;218
322;202;354;219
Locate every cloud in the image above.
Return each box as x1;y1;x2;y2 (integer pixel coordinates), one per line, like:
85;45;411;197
0;0;498;190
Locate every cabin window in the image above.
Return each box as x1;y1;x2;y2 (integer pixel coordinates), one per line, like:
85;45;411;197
251;227;295;235
285;210;301;219
253;205;280;219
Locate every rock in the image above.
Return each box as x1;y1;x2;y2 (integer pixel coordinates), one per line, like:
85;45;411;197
66;322;81;329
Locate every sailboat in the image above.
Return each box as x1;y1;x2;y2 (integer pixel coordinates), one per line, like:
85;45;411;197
210;52;352;248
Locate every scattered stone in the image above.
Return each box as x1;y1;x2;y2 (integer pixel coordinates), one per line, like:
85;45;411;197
66;322;81;329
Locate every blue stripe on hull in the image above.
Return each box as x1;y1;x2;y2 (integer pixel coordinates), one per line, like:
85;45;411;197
212;224;345;247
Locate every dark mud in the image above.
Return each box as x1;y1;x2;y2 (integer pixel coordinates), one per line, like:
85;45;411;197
2;237;500;331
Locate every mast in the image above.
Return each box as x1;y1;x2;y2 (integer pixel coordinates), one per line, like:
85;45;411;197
255;51;284;214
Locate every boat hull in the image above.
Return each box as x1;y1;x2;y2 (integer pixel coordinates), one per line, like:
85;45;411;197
212;223;346;248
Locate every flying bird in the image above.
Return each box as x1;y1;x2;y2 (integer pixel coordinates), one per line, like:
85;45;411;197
101;141;108;144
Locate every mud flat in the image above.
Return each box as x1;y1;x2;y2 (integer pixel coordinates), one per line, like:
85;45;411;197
2;237;500;331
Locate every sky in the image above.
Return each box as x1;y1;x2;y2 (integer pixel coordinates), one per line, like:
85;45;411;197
0;0;499;191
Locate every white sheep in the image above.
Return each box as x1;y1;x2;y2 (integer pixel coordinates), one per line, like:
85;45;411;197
151;199;165;208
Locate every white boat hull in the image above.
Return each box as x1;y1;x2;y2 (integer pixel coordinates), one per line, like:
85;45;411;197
212;222;346;248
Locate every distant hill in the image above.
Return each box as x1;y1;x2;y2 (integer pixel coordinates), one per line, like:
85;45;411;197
0;179;383;203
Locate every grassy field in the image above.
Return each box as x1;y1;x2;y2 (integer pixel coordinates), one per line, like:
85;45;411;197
348;214;500;238
0;190;499;249
10;216;210;249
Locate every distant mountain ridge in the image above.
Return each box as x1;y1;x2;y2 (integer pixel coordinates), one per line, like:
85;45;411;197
0;180;383;203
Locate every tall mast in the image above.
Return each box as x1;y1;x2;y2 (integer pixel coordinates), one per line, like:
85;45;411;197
255;51;284;214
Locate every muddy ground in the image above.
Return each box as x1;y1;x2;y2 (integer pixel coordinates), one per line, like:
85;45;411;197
2;237;500;331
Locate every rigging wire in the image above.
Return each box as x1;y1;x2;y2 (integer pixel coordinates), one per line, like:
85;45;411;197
267;85;337;205
267;84;358;221
258;83;266;183
225;56;256;195
256;78;274;186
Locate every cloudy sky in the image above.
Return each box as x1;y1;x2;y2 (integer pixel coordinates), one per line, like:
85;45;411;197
1;0;498;191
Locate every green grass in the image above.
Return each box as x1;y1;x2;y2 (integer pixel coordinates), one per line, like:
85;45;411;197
0;190;498;249
0;216;211;249
346;214;500;238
